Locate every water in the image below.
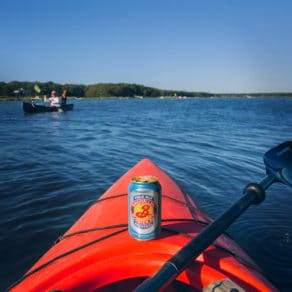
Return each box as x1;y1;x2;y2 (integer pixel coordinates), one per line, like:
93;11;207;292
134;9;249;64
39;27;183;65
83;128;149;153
1;97;292;291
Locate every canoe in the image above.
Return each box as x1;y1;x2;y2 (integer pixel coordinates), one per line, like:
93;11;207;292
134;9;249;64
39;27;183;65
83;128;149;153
22;101;74;113
9;159;277;291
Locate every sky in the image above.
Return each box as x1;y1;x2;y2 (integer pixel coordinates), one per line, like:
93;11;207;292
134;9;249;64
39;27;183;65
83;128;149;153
1;0;292;93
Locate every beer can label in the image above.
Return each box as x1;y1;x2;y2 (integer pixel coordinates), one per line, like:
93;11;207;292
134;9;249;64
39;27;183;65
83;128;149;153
128;176;161;240
130;191;156;233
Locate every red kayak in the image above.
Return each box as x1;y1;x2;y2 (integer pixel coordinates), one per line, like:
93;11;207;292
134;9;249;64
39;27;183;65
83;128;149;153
10;159;277;291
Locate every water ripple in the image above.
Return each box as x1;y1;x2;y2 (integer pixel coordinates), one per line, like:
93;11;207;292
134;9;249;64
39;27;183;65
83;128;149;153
1;98;292;291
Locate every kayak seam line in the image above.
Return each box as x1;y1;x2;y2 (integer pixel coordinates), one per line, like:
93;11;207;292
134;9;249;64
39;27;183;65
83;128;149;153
93;193;207;227
162;226;264;275
93;193;199;212
6;227;129;291
11;222;201;290
55;219;207;243
8;193;264;290
55;223;128;243
8;226;263;290
163;194;199;211
93;193;128;204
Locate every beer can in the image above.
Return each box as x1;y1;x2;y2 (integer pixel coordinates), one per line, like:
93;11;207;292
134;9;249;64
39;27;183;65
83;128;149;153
128;176;161;240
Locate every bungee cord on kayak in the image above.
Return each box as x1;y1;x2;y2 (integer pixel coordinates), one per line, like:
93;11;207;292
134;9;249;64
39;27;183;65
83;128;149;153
9;194;264;291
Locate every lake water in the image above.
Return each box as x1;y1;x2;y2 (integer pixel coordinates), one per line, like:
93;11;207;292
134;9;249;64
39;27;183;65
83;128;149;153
1;97;292;291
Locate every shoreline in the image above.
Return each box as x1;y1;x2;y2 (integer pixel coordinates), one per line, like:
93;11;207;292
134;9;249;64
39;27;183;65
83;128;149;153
1;95;292;101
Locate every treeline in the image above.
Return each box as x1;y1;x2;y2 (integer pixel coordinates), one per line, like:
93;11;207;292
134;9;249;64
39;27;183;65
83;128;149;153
0;81;84;98
85;83;211;98
0;81;211;98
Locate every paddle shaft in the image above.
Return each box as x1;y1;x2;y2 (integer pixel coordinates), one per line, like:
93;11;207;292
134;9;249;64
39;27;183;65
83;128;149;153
135;174;275;291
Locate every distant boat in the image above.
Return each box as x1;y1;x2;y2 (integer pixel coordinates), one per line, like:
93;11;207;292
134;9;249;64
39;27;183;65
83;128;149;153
22;101;74;113
176;95;187;100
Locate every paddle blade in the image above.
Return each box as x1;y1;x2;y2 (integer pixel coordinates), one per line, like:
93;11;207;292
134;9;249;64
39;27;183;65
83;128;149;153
34;84;41;93
264;141;292;187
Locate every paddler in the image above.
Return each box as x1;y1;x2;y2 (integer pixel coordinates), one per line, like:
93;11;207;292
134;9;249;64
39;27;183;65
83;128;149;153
49;90;60;107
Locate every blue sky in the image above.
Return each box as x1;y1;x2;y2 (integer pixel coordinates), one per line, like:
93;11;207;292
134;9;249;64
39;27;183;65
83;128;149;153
1;0;292;93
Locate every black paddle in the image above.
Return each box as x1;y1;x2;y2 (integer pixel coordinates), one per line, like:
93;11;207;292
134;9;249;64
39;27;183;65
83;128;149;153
135;141;292;291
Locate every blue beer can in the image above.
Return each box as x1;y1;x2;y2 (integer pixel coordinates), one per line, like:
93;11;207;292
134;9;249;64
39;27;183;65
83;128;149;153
128;176;161;240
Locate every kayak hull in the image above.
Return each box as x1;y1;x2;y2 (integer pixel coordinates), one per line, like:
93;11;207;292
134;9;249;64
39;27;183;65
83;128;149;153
22;101;74;113
9;159;277;291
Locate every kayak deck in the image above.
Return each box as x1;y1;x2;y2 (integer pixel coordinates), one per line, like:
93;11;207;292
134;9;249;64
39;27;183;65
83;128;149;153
9;159;277;291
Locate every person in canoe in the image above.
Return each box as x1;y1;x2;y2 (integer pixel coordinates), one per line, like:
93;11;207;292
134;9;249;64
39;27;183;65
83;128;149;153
49;90;60;107
61;89;67;105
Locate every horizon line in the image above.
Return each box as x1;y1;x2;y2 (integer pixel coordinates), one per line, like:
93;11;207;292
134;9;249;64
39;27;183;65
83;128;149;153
1;80;292;95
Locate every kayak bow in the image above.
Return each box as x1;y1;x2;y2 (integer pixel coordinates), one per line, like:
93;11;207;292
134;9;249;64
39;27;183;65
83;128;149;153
9;158;278;291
